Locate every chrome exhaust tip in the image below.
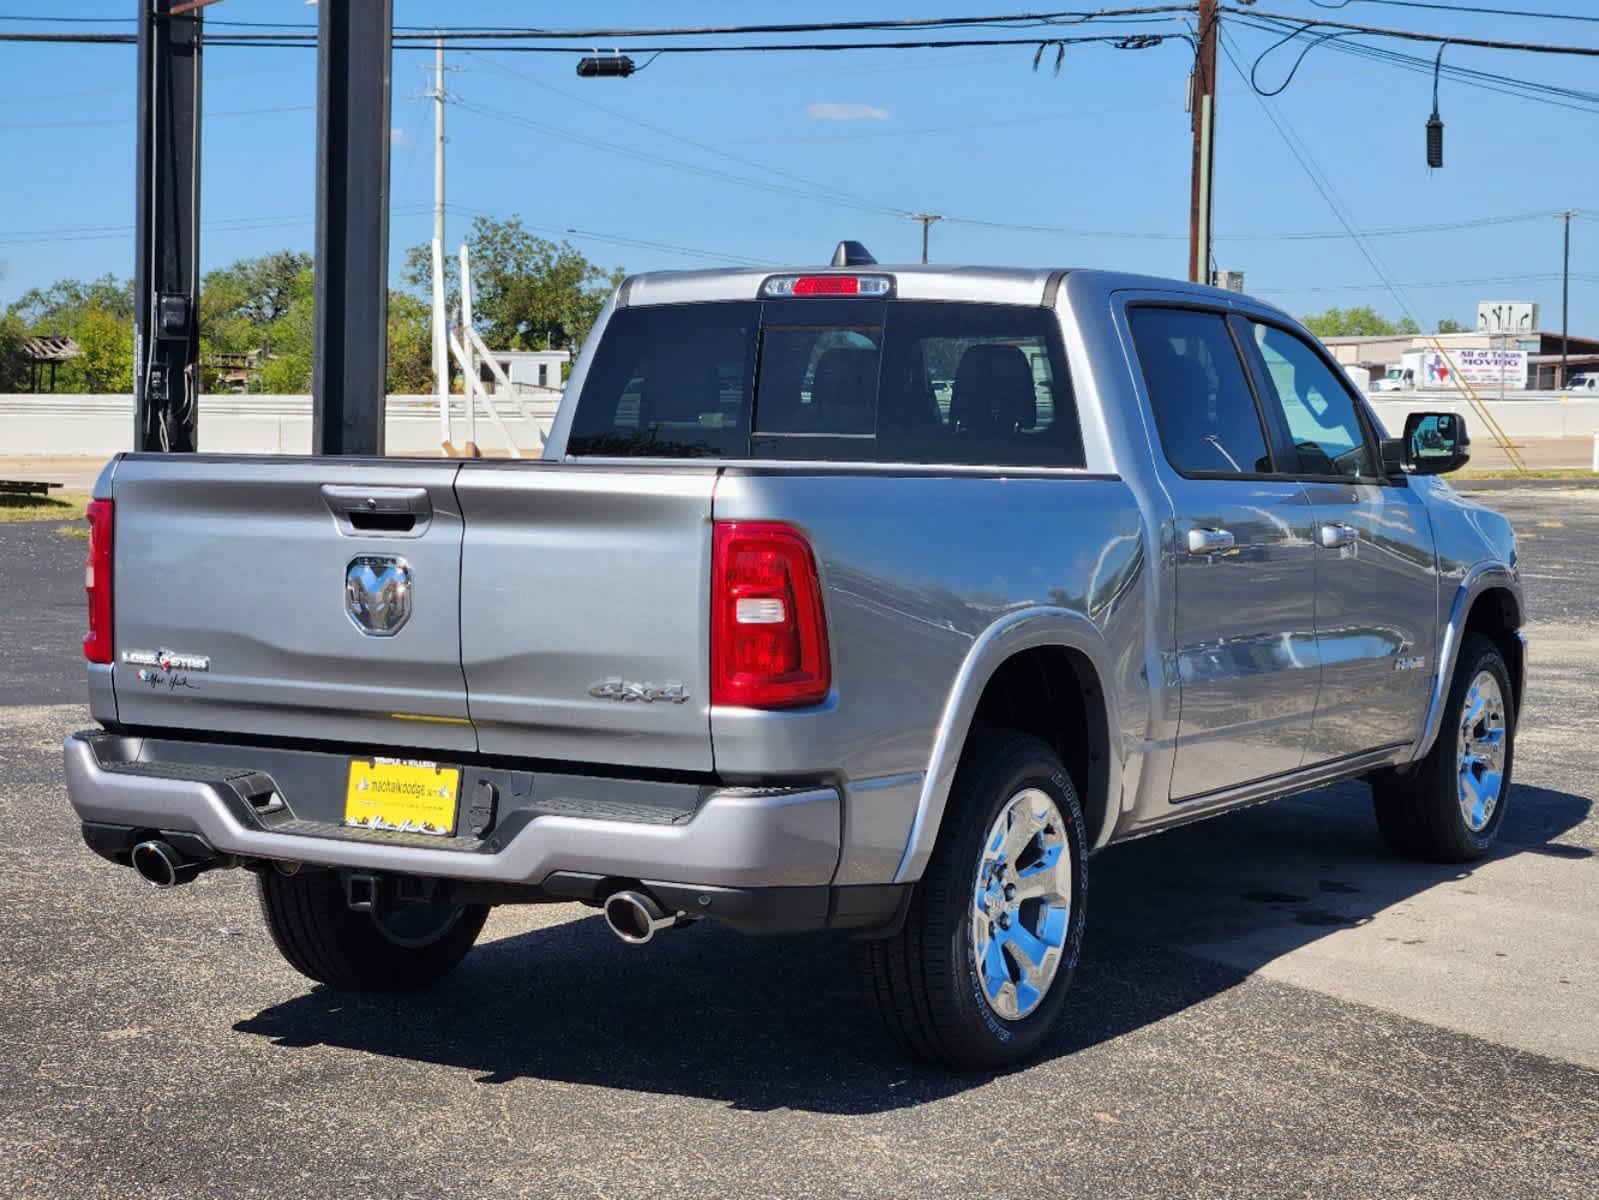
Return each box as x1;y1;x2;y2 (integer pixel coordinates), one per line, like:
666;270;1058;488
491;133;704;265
603;890;677;945
130;839;196;889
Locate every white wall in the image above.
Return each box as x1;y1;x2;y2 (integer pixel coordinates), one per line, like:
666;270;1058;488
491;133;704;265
1366;396;1599;440
0;393;556;457
5;391;1597;456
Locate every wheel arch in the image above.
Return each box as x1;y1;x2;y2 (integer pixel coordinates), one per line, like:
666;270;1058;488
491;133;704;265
892;608;1123;883
1412;565;1525;762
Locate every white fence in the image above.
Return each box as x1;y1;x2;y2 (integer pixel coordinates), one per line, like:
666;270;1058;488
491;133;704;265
0;393;559;457
2;392;1596;457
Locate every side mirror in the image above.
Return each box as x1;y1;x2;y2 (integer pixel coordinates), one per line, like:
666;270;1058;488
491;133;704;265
1381;411;1470;476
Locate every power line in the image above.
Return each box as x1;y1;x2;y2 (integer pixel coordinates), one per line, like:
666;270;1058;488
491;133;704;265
0;104;312;132
1254;273;1599;296
1222;5;1599;57
449;95;904;217
460;52;900;219
1301;1;1599;22
0;8;1198;34
1232;13;1599;113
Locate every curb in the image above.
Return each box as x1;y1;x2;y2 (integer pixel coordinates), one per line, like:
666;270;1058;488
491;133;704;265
1451;476;1599;492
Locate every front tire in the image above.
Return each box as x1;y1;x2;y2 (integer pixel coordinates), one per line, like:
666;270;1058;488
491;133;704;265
1373;633;1515;863
857;732;1088;1069
257;869;489;993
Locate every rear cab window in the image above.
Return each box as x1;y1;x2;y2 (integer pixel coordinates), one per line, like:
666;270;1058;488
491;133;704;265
567;297;1084;468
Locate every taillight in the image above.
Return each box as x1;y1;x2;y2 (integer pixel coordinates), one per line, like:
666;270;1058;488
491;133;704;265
712;522;831;709
83;499;114;664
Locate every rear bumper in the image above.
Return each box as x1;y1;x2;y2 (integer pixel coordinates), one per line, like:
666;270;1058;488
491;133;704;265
63;731;906;934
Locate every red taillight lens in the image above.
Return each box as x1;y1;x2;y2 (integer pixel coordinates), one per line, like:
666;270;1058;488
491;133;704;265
712;522;830;709
793;275;860;296
83;498;114;664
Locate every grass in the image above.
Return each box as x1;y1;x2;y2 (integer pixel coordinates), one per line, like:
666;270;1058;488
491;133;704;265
0;492;89;523
52;524;90;540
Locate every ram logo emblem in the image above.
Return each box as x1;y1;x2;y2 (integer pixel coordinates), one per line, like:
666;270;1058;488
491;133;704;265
345;555;412;637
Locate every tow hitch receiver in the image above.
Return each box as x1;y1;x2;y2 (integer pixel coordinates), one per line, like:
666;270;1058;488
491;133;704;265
345;873;378;911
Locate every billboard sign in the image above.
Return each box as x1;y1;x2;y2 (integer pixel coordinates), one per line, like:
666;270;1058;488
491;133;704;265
1422;348;1527;390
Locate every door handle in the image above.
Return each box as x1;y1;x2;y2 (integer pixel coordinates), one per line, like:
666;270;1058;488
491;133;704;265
1186;527;1236;556
1318;522;1358;549
321;485;433;537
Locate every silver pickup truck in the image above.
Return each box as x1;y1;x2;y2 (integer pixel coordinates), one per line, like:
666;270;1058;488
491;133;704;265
64;254;1523;1067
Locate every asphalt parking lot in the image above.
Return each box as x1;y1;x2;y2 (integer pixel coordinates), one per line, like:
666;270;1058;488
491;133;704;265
1;486;1595;1199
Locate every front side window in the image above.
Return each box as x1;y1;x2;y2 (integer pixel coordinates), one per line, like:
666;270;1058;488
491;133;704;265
1250;323;1376;478
1127;307;1271;476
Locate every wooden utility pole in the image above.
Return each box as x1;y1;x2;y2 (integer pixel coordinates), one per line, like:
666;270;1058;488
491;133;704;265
1559;210;1576;388
910;212;943;264
1188;0;1218;285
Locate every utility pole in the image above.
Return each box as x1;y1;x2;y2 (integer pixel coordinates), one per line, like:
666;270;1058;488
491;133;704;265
1188;0;1218;285
1559;210;1576;389
910;212;943;264
428;37;450;439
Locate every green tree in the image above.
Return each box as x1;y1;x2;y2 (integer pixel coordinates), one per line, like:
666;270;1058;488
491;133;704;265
405;215;623;356
0;312;28;391
5;274;135;392
73;306;136;391
258;267;316;394
8;274;135;328
1436;317;1468;334
1301;306;1419;338
386;291;433;394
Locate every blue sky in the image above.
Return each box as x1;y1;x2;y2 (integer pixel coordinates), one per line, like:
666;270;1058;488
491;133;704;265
1;1;1595;333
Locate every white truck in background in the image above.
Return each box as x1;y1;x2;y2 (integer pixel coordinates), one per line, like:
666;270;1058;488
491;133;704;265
1375;348;1529;393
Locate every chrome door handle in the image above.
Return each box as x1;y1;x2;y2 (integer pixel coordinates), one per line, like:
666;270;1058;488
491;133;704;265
1318;522;1358;549
1186;528;1236;555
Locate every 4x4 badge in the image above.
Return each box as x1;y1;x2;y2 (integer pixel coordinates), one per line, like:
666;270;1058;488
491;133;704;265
588;678;690;704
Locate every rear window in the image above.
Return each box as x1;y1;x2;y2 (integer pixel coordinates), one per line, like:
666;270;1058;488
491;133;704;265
567;299;1083;467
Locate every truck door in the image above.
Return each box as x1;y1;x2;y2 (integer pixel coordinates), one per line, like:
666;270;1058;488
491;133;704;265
1239;319;1438;764
1125;304;1321;799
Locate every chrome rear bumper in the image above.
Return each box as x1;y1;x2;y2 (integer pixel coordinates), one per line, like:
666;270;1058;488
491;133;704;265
63;731;841;890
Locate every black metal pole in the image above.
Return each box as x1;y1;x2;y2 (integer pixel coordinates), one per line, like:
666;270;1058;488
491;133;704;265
133;0;203;453
312;0;393;456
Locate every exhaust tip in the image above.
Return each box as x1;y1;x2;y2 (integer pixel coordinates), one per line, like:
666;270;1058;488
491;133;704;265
603;890;675;945
130;840;189;889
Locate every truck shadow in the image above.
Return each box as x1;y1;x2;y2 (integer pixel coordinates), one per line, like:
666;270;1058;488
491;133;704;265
233;780;1590;1113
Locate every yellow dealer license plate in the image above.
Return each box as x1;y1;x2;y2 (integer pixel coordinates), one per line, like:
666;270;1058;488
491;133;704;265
344;758;460;837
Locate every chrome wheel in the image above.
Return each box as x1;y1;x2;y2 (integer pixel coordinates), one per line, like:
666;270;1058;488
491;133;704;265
1457;670;1507;833
970;787;1073;1021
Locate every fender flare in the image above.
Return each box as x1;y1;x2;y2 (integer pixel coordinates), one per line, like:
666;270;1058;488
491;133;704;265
891;607;1124;883
1411;562;1524;763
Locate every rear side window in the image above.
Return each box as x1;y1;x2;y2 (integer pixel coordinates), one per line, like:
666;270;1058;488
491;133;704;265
568;300;1083;467
566;302;759;457
1128;307;1272;477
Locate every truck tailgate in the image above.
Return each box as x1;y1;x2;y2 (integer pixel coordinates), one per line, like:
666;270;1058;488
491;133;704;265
109;456;475;752
455;463;716;773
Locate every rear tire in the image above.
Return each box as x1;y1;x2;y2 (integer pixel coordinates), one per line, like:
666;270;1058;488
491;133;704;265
1373;633;1515;863
856;732;1088;1069
257;869;488;993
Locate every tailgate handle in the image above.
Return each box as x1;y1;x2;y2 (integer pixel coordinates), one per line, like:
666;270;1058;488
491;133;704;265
322;485;432;538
